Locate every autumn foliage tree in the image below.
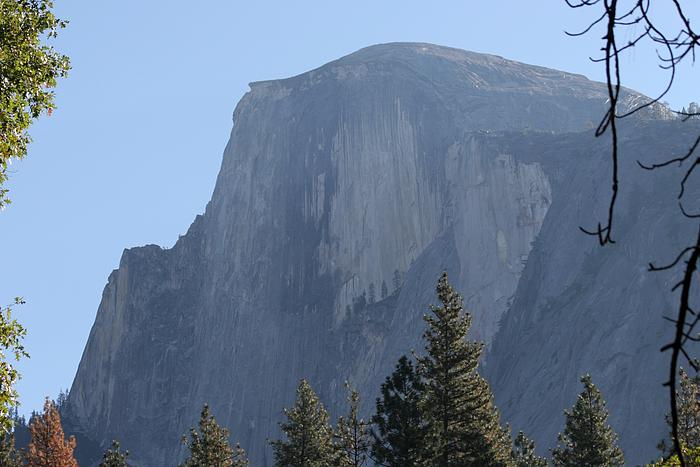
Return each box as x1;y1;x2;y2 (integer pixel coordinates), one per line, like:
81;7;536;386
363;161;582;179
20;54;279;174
25;398;77;467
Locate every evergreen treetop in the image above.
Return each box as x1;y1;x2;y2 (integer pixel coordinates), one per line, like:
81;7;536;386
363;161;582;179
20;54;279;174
551;374;624;467
370;355;427;466
270;379;339;467
336;381;370;467
417;272;513;466
512;431;547;467
180;404;248;467
662;368;700;454
100;440;129;467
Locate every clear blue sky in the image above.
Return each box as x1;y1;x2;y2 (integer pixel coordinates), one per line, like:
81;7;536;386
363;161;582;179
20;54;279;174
1;1;698;417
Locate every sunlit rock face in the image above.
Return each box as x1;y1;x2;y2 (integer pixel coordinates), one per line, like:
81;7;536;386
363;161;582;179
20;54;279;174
67;43;679;466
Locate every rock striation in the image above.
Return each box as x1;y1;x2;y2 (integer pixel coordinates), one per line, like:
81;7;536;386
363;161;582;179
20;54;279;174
67;43;686;465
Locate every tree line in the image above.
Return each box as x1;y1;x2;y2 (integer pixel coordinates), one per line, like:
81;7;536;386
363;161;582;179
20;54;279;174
12;272;700;466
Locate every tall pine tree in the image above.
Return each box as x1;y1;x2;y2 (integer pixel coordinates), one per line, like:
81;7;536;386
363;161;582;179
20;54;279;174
271;379;339;466
180;404;248;467
336;382;370;466
371;355;427;466
24;398;77;467
512;431;547;467
551;375;624;466
417;272;512;466
100;440;129;467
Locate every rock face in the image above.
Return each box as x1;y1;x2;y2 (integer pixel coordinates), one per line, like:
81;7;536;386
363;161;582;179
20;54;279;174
68;42;686;466
485;123;700;465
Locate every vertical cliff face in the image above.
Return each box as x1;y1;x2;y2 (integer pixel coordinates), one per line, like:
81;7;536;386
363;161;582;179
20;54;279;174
68;43;672;465
485;123;700;466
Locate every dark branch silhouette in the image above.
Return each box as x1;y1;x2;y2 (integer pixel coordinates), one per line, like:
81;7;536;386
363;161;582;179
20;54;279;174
566;0;699;465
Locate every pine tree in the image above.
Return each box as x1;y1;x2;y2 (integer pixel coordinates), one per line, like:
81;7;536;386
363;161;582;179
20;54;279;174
417;272;513;466
551;375;624;466
660;368;700;455
371;355;427;466
100;440;129;467
24;398;77;467
381;281;388;299
512;431;547;467
368;283;376;304
336;382;370;466
0;432;22;467
271;379;339;466
181;404;248;467
393;270;402;292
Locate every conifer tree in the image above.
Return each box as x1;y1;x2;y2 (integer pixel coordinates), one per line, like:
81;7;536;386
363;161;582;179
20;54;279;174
512;431;547;467
417;272;512;466
0;432;22;467
371;355;427;466
368;283;376;304
551;375;624;467
381;281;388;299
271;379;339;466
100;440;129;467
660;368;700;454
336;382;370;466
24;398;77;467
181;404;248;467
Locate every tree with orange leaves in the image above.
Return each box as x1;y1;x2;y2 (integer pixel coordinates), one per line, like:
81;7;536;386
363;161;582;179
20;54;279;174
25;398;77;467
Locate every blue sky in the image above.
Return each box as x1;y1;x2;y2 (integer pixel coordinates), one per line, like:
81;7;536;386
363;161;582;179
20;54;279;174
1;1;698;416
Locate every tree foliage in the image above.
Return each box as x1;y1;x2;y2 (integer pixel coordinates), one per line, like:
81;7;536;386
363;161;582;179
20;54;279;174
416;272;512;466
512;431;547;467
0;0;70;208
99;440;129;467
336;381;370;467
270;379;339;467
371;355;427;466
0;432;22;467
671;369;700;452
181;404;248;467
0;297;27;433
551;375;624;467
25;398;77;467
651;446;700;467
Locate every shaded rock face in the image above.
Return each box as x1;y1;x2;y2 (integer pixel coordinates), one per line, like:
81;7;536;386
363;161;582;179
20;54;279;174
68;43;679;465
485;123;700;466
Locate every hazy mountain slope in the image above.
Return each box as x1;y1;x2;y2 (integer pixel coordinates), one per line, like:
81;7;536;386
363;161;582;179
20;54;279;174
66;43;675;465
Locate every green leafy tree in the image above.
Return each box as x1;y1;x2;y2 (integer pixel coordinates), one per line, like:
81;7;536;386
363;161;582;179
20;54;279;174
551;375;624;466
270;379;339;466
370;355;427;466
0;432;22;467
181;404;248;467
100;440;129;467
0;0;70;208
417;272;513;466
0;297;28;433
650;446;700;466
336;381;370;466
512;431;547;467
